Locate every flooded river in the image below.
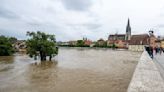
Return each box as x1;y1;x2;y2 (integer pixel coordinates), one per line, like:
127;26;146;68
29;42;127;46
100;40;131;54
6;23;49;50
0;47;141;92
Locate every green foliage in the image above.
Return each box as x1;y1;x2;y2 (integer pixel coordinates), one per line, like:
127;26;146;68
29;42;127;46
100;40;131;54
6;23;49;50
26;31;58;61
0;36;14;56
94;41;107;48
76;40;84;47
112;43;117;49
9;37;17;44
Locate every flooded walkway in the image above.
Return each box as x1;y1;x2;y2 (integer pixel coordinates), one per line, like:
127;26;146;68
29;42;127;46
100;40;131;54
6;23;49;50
0;48;141;92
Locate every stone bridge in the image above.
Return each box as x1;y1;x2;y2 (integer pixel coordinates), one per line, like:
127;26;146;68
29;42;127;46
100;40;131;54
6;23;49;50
127;50;164;92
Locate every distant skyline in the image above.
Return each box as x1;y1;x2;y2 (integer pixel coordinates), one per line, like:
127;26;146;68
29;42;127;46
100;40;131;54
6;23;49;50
0;0;164;41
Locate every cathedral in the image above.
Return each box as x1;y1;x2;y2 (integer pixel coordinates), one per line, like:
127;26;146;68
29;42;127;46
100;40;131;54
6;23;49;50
108;19;131;41
107;19;132;48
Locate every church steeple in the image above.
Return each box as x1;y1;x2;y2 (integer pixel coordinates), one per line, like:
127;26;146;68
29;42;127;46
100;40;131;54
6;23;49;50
127;18;130;29
125;18;131;40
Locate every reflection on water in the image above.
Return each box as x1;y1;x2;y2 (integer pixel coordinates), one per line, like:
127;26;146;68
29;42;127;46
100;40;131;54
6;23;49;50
0;47;141;92
28;61;58;92
30;60;58;70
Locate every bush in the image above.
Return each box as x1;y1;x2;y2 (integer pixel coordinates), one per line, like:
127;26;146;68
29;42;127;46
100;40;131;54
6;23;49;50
0;36;14;56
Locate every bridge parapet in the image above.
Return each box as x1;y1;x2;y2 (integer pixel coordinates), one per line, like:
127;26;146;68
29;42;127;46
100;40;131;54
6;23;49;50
127;51;164;92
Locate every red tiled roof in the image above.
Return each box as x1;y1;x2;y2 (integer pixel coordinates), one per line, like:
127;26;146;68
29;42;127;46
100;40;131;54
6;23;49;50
129;34;149;45
84;40;92;45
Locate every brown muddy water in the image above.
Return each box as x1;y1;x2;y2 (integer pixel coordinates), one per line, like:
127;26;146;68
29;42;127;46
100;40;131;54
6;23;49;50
0;47;141;92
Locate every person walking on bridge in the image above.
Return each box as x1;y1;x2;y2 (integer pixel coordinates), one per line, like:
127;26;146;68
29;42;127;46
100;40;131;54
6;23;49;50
155;47;158;55
160;47;163;55
150;46;154;59
145;46;153;59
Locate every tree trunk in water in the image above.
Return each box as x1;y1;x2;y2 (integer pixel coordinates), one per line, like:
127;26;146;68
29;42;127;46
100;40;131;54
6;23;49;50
43;56;46;61
34;55;37;60
49;55;52;61
40;51;45;61
43;52;46;61
41;55;44;61
41;56;46;61
40;54;43;61
40;51;47;61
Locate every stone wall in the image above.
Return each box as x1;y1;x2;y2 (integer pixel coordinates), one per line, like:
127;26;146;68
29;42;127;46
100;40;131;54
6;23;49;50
128;45;145;51
127;50;164;92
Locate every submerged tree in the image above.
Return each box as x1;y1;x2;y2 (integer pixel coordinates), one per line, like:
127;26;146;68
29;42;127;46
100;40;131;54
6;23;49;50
0;36;14;56
26;31;58;61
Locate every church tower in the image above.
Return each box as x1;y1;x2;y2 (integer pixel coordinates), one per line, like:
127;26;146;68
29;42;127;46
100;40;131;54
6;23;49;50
125;18;131;40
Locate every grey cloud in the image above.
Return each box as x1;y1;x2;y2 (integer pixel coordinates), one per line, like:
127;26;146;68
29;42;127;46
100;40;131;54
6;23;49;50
67;23;102;30
0;7;19;19
27;22;42;26
26;20;43;26
0;28;26;39
23;16;47;27
82;23;102;30
61;0;92;11
157;24;164;28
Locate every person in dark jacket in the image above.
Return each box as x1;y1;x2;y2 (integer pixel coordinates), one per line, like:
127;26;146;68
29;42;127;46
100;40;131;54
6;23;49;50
149;46;153;59
145;46;150;54
155;47;158;55
145;46;153;59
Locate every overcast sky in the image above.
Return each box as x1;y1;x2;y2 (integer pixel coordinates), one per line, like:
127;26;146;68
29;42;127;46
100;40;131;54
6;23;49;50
0;0;164;41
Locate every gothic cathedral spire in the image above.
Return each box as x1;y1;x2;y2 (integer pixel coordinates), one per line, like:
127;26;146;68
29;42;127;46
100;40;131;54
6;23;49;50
125;18;131;40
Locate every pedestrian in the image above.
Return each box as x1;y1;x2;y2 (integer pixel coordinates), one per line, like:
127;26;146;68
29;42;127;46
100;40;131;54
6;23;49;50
145;46;150;55
160;47;162;55
155;47;158;55
150;46;154;59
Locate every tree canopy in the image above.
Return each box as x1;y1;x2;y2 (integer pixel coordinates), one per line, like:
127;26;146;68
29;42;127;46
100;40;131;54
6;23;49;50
76;40;84;47
0;36;14;56
9;37;17;44
26;31;58;61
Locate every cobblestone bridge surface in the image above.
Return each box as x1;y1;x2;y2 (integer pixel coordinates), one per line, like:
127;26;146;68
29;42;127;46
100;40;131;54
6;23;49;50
127;51;164;92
